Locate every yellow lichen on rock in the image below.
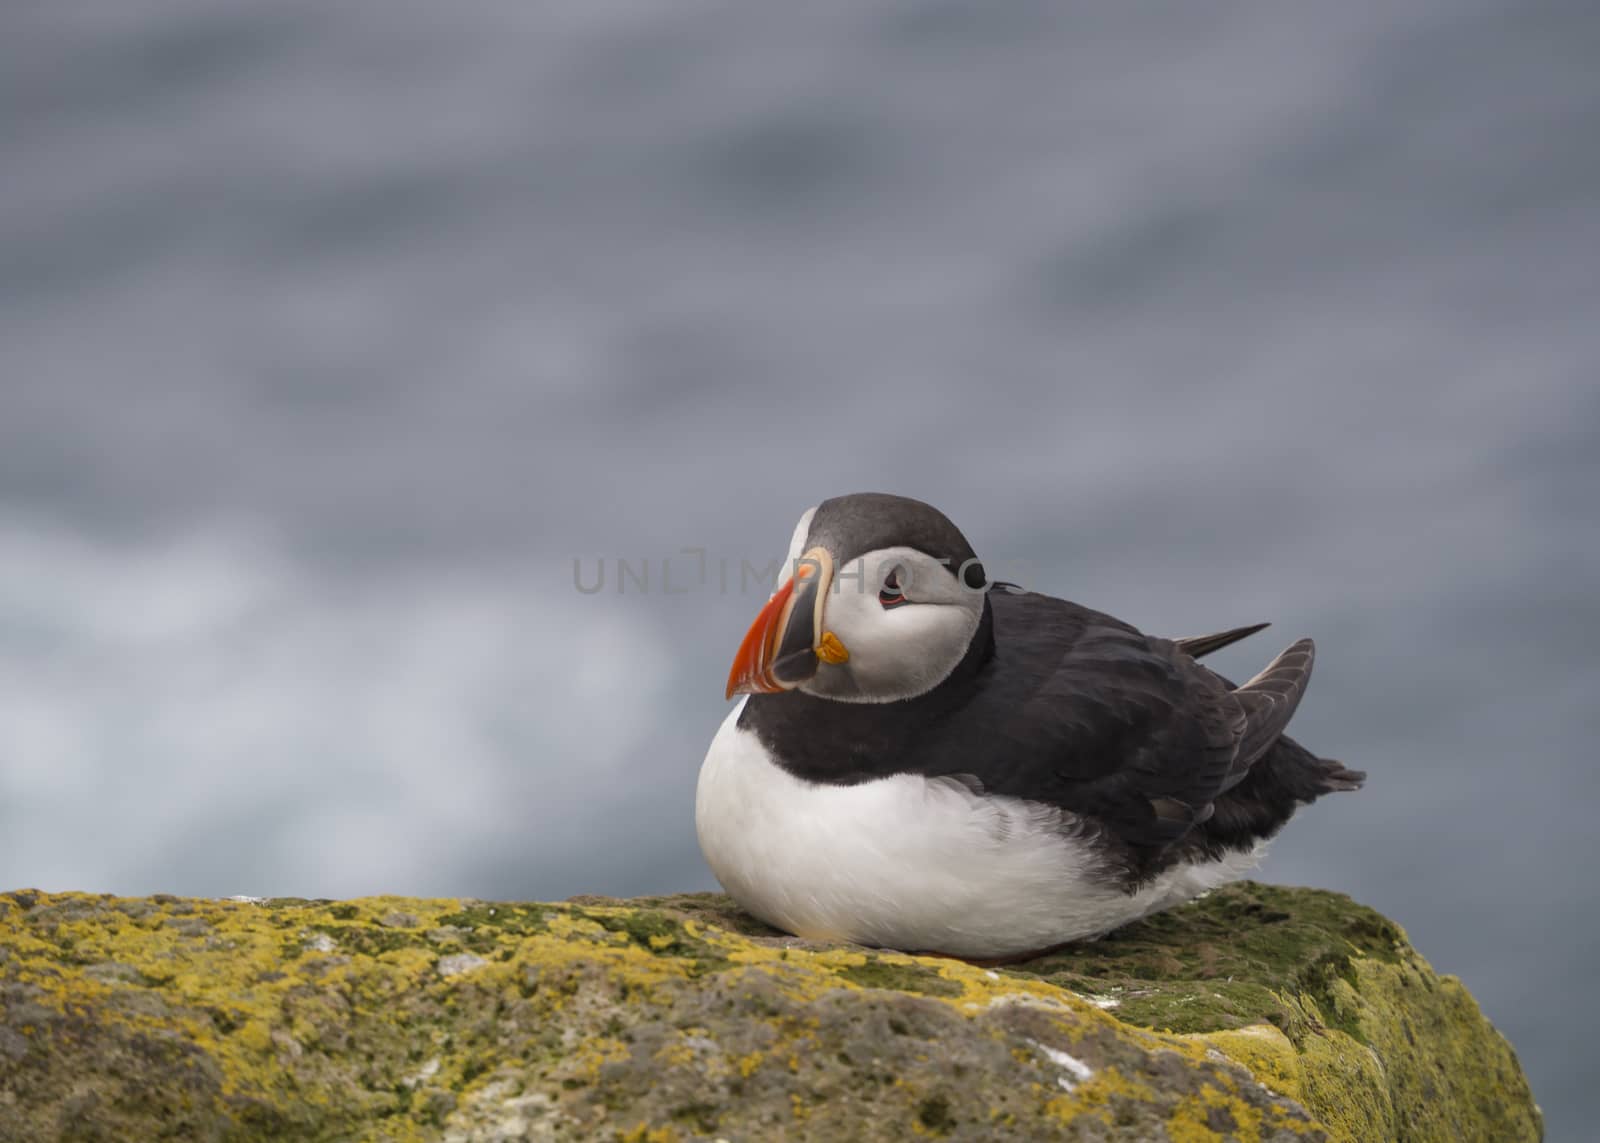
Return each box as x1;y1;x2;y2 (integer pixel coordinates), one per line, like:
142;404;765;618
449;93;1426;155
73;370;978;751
0;884;1540;1141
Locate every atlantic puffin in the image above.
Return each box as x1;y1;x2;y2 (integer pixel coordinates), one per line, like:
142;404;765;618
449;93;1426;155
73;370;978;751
695;492;1365;960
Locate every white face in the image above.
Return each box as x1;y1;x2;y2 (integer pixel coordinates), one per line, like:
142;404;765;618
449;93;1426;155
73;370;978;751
800;544;985;704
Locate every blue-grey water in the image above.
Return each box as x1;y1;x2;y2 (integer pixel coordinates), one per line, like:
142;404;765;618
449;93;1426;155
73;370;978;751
2;1;1596;1135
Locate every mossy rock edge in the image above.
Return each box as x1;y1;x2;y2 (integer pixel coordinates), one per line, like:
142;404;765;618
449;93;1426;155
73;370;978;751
0;882;1539;1141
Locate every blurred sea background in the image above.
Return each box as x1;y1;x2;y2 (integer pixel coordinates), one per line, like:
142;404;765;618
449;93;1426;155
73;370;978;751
2;1;1596;1134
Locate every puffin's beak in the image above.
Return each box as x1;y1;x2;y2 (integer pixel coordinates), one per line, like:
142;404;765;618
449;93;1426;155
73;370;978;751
725;546;847;699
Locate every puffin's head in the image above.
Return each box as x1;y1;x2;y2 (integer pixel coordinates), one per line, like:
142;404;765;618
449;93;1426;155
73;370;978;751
725;492;988;704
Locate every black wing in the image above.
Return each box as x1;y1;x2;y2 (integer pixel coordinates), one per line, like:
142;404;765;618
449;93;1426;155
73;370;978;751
980;594;1315;849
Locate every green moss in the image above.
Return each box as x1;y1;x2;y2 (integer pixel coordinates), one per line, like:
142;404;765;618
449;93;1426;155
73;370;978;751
990;883;1537;1142
993;883;1392;1052
303;923;420;957
1007;882;1405;1041
836;956;963;998
432;903;552;954
434;903;550;934
587;892;784;938
578;909;686;952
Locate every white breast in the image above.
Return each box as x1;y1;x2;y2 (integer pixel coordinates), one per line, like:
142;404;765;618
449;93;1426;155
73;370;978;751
695;701;1263;958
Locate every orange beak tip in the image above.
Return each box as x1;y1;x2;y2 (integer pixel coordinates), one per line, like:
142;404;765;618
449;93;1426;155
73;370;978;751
723;546;836;702
724;575;796;701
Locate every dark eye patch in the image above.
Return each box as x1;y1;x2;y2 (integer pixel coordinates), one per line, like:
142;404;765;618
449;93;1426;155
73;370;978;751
879;567;910;610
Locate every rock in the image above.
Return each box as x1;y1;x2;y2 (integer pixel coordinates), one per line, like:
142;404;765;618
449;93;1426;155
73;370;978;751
0;882;1539;1141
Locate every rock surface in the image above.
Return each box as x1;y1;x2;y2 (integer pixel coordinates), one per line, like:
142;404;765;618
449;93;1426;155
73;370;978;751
0;882;1538;1141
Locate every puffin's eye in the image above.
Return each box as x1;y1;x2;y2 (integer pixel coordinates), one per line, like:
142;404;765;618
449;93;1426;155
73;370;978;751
879;567;909;609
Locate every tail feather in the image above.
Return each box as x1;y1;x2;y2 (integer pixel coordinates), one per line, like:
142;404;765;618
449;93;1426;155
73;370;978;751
1174;622;1271;660
1311;758;1366;793
1190;737;1366;859
1231;637;1316;768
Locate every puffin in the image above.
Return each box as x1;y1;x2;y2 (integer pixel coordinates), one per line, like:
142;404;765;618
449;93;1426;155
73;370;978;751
695;492;1365;961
